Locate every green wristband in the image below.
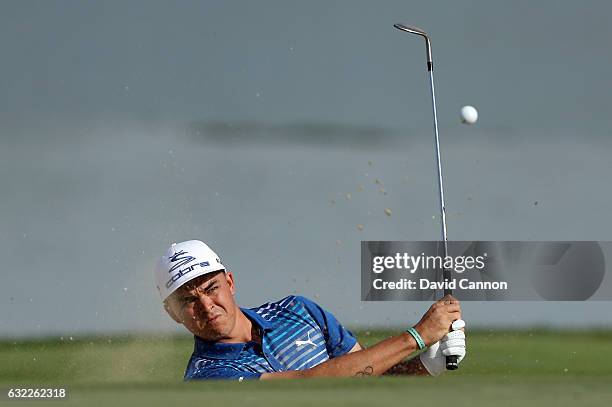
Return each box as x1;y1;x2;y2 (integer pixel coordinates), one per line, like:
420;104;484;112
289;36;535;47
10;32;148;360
406;327;426;350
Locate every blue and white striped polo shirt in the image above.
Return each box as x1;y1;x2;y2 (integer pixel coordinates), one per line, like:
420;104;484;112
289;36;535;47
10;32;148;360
184;295;357;380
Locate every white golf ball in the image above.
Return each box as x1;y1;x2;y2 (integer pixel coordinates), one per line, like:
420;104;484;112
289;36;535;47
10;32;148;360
460;105;478;125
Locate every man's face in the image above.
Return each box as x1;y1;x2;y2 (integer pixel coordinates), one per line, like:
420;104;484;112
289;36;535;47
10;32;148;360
165;271;239;341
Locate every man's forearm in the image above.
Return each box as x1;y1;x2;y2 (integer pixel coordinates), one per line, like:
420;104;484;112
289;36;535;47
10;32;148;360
261;332;419;379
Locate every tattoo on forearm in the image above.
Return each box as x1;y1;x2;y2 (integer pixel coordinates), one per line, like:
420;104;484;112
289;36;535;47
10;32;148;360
354;366;373;377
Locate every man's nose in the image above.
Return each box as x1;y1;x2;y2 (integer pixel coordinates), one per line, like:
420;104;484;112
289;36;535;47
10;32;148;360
196;294;215;312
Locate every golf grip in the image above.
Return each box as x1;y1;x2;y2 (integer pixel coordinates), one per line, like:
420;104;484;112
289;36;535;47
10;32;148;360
446;355;458;370
443;277;459;370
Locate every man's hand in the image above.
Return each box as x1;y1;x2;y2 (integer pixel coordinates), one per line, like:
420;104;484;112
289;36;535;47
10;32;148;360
413;295;461;346
419;325;466;376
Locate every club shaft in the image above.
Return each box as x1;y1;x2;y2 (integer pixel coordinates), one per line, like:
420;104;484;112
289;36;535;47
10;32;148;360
427;69;451;296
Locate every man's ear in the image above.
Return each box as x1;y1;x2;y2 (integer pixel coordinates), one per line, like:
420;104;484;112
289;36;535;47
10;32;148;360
225;271;236;295
164;300;182;324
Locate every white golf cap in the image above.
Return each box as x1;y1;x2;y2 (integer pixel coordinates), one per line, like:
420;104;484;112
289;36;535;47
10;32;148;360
154;240;226;301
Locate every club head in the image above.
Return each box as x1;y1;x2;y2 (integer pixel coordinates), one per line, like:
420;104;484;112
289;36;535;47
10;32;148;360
393;23;433;69
393;23;428;38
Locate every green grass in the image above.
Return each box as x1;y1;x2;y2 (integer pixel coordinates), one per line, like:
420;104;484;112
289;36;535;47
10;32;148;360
2;330;612;406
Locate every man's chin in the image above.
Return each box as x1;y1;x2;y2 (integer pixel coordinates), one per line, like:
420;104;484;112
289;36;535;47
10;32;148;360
192;328;220;341
193;324;228;341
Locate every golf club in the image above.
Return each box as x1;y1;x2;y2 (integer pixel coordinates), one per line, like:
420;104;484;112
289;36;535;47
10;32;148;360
393;23;458;370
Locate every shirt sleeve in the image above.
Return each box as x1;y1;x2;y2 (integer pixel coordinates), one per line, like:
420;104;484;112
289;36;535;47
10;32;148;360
294;296;358;358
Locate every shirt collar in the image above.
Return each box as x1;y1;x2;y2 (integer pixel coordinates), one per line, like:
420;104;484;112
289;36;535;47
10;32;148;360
241;307;275;331
193;307;275;359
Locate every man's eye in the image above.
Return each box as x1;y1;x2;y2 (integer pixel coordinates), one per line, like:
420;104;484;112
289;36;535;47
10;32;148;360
206;286;218;294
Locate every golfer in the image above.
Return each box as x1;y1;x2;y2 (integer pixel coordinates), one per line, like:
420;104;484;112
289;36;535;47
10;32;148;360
155;240;466;380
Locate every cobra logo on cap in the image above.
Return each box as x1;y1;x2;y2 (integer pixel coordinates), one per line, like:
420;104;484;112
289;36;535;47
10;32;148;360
168;250;196;273
165;249;213;289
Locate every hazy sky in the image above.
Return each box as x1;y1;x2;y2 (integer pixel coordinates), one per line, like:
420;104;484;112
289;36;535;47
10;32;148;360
2;0;611;129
